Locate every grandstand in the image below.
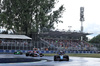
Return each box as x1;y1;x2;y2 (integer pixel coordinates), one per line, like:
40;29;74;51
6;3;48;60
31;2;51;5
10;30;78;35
39;31;91;40
0;34;32;50
0;31;98;53
37;31;97;51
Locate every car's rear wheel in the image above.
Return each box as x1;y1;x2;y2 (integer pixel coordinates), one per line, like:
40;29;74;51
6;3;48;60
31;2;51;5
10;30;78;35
26;53;29;56
67;56;69;61
54;56;57;61
14;52;16;54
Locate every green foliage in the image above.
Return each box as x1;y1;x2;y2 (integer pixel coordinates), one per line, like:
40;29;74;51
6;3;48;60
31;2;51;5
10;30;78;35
89;34;100;43
44;54;100;58
0;0;65;35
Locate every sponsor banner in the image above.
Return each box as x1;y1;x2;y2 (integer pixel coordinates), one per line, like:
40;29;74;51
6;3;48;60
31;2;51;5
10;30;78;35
0;50;96;54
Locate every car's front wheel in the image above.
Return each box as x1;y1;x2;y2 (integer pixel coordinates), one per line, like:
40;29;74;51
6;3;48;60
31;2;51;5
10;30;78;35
64;55;69;61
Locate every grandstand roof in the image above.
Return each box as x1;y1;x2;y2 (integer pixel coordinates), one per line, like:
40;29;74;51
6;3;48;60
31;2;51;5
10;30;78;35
0;34;32;39
39;31;92;37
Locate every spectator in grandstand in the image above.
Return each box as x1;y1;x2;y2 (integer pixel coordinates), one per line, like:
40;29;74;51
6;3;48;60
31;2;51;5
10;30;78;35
43;38;96;51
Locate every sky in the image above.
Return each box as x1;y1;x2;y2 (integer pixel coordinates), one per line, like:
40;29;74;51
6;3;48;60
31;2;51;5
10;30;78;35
54;0;100;39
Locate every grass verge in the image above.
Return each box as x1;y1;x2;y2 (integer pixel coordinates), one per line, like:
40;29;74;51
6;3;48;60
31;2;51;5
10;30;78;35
44;53;100;58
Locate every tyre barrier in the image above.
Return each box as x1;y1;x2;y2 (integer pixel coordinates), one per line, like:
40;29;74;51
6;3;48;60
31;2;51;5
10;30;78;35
0;50;97;54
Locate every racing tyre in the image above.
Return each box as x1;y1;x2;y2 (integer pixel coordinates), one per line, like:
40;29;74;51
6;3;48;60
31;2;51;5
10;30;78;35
40;53;44;57
54;56;57;61
26;53;29;56
67;56;69;61
40;55;43;57
30;53;32;56
14;52;16;54
64;55;69;61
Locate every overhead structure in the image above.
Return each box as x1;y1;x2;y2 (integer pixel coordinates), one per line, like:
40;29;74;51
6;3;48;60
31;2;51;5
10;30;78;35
80;7;85;41
80;7;85;32
0;34;32;39
39;31;92;40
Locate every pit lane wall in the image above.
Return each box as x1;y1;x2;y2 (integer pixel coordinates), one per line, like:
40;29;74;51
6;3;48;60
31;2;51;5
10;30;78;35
0;50;97;54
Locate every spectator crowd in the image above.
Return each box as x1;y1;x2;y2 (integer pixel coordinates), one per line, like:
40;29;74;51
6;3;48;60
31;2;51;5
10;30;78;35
43;38;97;51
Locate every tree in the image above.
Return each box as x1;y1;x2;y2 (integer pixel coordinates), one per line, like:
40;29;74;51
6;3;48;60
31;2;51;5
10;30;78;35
0;0;65;35
0;0;1;13
89;34;100;43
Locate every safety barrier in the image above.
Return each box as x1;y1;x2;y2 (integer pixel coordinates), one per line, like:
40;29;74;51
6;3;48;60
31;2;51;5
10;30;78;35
0;50;97;54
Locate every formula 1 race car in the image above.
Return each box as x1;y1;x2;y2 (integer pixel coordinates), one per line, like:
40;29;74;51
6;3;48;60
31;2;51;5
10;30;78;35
54;51;69;61
14;51;23;55
26;51;44;57
97;51;100;53
26;51;33;56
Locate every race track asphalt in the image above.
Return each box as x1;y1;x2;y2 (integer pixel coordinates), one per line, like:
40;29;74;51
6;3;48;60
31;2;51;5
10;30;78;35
0;54;100;66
